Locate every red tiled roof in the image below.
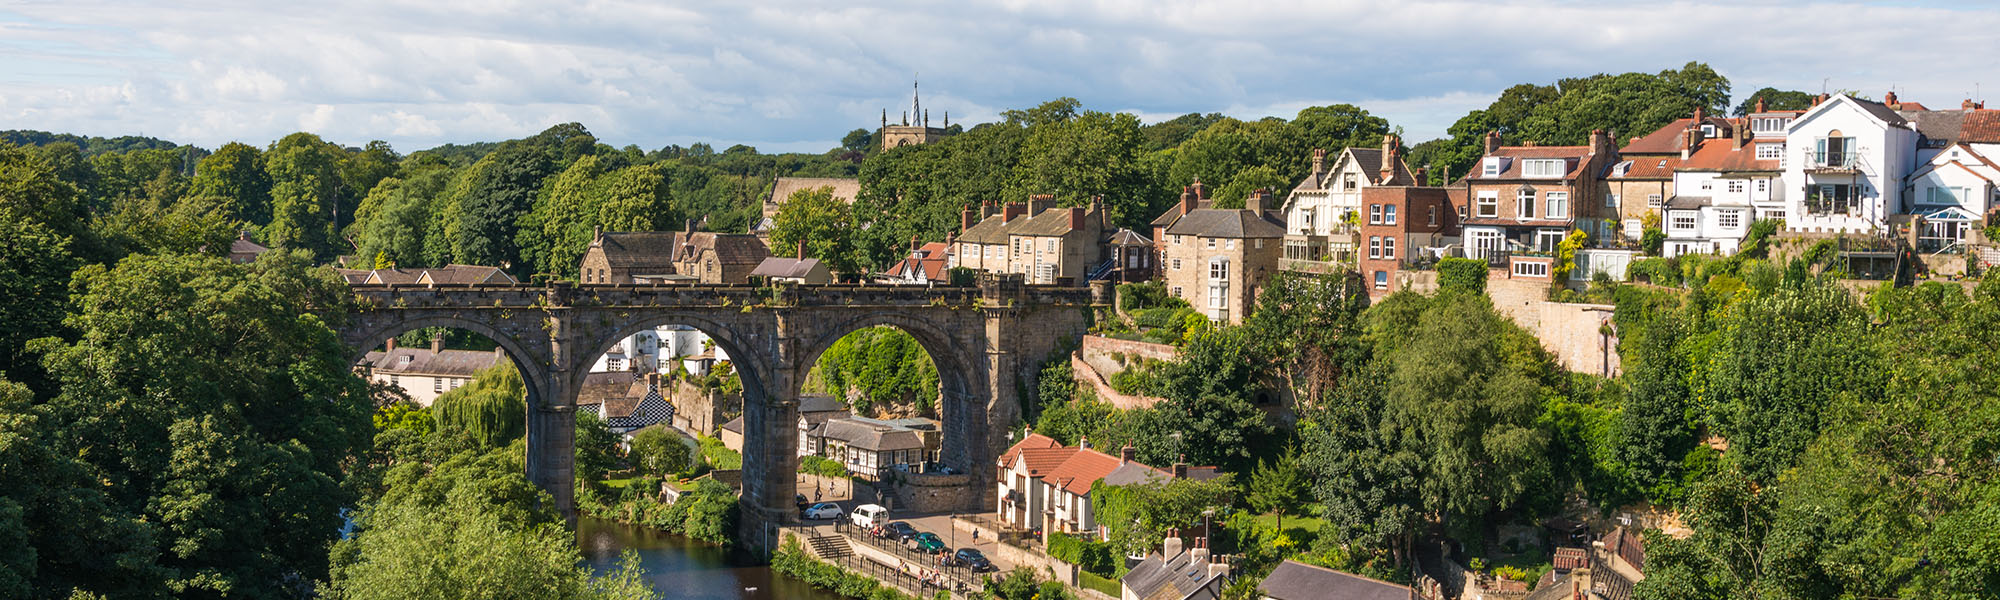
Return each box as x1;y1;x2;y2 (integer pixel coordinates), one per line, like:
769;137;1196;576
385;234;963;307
1961;111;2000;143
1614;156;1681;179
885;242;950;280
1044;448;1124;496
1675;139;1781;172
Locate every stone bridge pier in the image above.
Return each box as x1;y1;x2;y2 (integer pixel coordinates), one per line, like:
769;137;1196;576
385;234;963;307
337;274;1096;553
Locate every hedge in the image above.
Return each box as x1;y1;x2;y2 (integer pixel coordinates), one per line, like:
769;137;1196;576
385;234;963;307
1437;257;1488;295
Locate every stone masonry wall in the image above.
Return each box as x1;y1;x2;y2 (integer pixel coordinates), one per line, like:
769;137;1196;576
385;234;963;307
1487;275;1622;377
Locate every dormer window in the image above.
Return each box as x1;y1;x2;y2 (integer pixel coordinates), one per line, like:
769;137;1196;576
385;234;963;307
1522;159;1564;178
1701;124;1717;137
1482;158;1503;177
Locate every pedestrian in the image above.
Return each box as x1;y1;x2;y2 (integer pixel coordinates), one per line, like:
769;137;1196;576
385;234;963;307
972;529;979;543
815;487;822;502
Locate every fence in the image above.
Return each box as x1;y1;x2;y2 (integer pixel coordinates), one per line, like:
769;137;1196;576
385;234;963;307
834;520;990;596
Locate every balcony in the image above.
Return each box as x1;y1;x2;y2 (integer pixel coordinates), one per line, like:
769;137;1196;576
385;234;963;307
1802;150;1862;173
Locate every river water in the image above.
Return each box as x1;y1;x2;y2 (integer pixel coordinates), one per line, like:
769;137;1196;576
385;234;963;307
576;517;846;600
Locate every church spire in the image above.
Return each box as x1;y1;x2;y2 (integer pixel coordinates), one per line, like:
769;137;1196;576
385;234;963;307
912;75;922;129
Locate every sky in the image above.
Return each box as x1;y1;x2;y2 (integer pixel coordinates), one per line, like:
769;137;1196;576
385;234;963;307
3;0;1998;154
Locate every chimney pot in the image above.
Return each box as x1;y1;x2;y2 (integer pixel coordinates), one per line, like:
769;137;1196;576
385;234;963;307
1069;206;1085;230
1191;178;1207;199
1311;148;1327;173
385;337;397;351
1120;444;1135;463
430;335;443;354
796;239;806;260
1885;90;1898;107
1755;97;1767;113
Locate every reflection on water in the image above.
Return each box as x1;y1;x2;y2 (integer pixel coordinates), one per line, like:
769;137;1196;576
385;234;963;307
576;517;846;600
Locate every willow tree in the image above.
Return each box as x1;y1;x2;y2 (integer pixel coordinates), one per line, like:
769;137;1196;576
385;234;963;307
432;361;527;448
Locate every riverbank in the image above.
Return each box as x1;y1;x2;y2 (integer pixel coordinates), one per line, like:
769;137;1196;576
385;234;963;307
577;478;738;545
577;517;844;600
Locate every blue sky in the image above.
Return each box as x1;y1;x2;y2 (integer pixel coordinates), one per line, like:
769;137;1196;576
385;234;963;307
2;1;1997;154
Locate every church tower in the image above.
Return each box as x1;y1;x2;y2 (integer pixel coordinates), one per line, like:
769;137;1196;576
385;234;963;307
879;78;947;150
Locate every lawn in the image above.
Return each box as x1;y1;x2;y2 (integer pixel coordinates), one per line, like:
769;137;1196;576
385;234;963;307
1249;512;1325;534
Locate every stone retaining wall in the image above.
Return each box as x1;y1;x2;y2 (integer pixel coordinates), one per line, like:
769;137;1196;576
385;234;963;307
892;472;980;513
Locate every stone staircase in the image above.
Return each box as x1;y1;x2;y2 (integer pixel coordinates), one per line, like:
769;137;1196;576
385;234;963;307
807;532;852;559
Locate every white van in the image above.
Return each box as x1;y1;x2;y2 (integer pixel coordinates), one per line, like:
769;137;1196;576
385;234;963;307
849;504;889;529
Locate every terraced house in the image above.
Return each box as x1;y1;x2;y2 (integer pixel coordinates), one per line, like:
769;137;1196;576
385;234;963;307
1152;183;1285;323
1455;129;1619;270
950;195;1115;284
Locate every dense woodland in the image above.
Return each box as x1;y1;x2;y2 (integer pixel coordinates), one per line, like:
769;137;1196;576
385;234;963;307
2;60;1993;600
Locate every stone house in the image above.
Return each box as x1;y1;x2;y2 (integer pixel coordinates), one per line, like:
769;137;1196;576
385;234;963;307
804;416;939;480
357;337;505;406
751;257;834;284
225;232;271;263
791;395;851;456
1279;136;1419;270
1152;185;1285;324
361;264;516;285
949;195;1115;284
579;226;770;284
1356;186;1459;295
1454;129;1619;268
1121;532;1230;600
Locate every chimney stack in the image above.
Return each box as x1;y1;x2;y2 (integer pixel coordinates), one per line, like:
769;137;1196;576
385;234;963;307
1208;555;1230;580
1590;129;1610;155
684;219;695;235
1120;443;1135;463
1692;106;1705;130
1483;131;1502;155
1814;93;1829;106
983;199;1000;219
1311;148;1326;173
1191;178;1207;200
1179;186;1197;217
1189;537;1210;564
1247;189;1268;214
1755;97;1767;113
796;239;806;260
385;337;397;351
909;235;921;254
1002;202;1026;223
592;224;602;243
1885;90;1899;108
1414;166;1428;185
1078;435;1090;449
1172;459;1188;479
1380;135;1397;182
1029;194;1056;216
1069;206;1085;230
430;335;443;354
1162;529;1184;558
962;206;977;231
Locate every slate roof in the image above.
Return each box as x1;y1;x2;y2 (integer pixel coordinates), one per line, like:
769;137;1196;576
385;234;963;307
1900;109;1966;146
799;395;846;415
957;213;1013;244
420;264;514;284
1163;208;1286;239
1845;96;1911;126
1664;195;1713;210
721;416;744;434
1257;560;1412;600
1474;147;1594;180
335;268;372;284
767;177;861;208
818;417;929;452
229;236;271;259
751;257;826;279
1291;148;1416;192
1151;199;1213;227
1099;460;1174;487
1011;207;1094;237
597;232;683;270
360;347;504;378
1107;228;1152;246
677;233;770;266
1122;549;1225;600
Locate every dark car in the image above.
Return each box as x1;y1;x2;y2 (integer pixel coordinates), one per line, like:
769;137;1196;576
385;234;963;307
908;532;946;554
795;494;808;507
953;548;994;572
880;521;920;543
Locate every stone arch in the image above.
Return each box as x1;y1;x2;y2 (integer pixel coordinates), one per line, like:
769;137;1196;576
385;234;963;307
795;310;980;402
343;314;551;407
565;312;771;407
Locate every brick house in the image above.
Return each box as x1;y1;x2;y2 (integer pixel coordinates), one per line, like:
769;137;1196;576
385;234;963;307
1279;136;1419;271
1357;186;1459;295
1455;130;1619;268
1152;185;1286;323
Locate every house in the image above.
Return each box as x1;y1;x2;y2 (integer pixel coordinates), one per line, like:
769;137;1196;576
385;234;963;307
1904;141;2000;250
804;416;938;479
225;232;271;263
1356;186;1459;294
1603;109;1736;241
1455;129;1619;268
576;372;674;434
1102;228;1154;283
1152;184;1286;323
1779;93;1922;234
751;257;834;284
357;337;505;406
755;177;860;238
361;264;517;285
949;195;1117;284
1121;532;1230;600
1588;527;1647;600
579;225;771;285
995;434;1211;539
1257;559;1414;600
883;239;952;284
792;395;852;456
1279;137;1419;270
1655;106;1793;257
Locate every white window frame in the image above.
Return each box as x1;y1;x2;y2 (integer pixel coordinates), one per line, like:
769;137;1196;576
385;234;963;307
1671;212;1698;231
1385;205;1397;225
1606;193;1619;209
1476;192;1499;218
1717;210;1742;229
1368;236;1381;259
1374;270;1389;289
1382;236;1396;259
1482;158;1501;177
1513;261;1549;277
1522;159;1563;178
1756;143;1784;159
1517;189;1537;219
1545;192;1569;220
1647;194;1663;207
1369;204;1383;225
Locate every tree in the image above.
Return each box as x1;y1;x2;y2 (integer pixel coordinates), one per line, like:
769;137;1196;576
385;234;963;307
1148;326;1275;473
432;361;528;448
0;376;164;599
265;133;346;260
1246;446;1308;515
1708;284;1878;482
1290;104;1391;157
0;217;77;386
1618;311;1697;497
1003;109;1151;225
1093;475;1236;556
1245;270;1369;405
0;143;89;249
36;251;372;596
354;169;451;269
1168;118;1306;208
190;142;273;226
1732;87;1815;116
769;185;863;275
573;410;621;485
628;426;693;477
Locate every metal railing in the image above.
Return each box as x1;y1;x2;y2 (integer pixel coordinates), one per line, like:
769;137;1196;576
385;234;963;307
1803;150;1861;170
833;520;990;594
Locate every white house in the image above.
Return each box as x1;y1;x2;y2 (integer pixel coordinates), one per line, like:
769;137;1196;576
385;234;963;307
995;433;1209;540
1905;141;2000;250
1781;94;1922;234
1278;137;1417;266
589;325;729;375
1660;115;1789;257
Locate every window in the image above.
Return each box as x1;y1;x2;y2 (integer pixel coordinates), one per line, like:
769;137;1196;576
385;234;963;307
1036;263;1055;283
1209;258;1229;281
1374;271;1389;289
1815;136;1855;167
1385;205;1397;225
1513;261;1549;277
1046;239;1056;252
1225;239;1235;250
1429;206;1438;226
1171;286;1183;298
1368;236;1381;259
1756;180;1768;194
1522;159;1563;178
1369;204;1383;224
1382;237;1396;259
1718;210;1742;229
1545;192;1568;220
1701;124;1717;137
1206;238;1215;249
1299;209;1315;232
1727;180;1744;193
1756;143;1784;159
1172;235;1183;245
434;378;444;394
1343;173;1359;191
1482;158;1502;177
1606;193;1620;209
1765;210;1786;221
1647;194;1663;207
1752;117;1790;133
1476;192;1499;217
1701;179;1712;191
1208;284;1226;309
1171;258;1182;271
1927;186;1968;205
1517;189;1537;219
1671;213;1697;231
1254;239;1264;249
1536;230;1565;252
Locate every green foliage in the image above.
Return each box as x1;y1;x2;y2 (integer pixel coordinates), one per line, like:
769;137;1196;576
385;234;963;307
1732;87;1816;116
985;567;1076;600
770;185;864;275
628;426;694;477
1551;229;1589;282
1093;475;1236;556
812;327;939;416
374;400;436;436
1116;280;1185;311
800;455;849;479
1640;227;1665;256
1709;285;1879;482
573;410;622;484
432;360;528;448
265;132;347;261
1245;270;1369;402
1047;533;1118;576
1246;446;1309;516
0;216;77;388
697;434;741;470
1436;257;1489;296
771;538;923;600
1626;256;1680;286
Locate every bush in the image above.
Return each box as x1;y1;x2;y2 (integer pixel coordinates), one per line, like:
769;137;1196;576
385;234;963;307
1437;257;1488;295
431;361;527;447
629;427;694;477
698;435;741;470
800;455;848;478
1047;533;1117;576
1627;257;1681;287
1078;571;1120;596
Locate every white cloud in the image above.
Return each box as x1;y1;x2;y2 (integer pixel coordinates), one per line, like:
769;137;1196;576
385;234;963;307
0;1;1996;154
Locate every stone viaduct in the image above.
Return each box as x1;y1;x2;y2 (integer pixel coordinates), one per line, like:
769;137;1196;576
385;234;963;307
337;274;1100;551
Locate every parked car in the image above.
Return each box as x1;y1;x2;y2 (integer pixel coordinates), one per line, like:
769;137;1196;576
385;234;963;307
795;494;808;508
953;548;994;572
880;521;920;543
849;504;890;529
801;502;843;520
908;532;946;554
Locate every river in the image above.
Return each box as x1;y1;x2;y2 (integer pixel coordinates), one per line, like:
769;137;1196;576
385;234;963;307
576;517;846;600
